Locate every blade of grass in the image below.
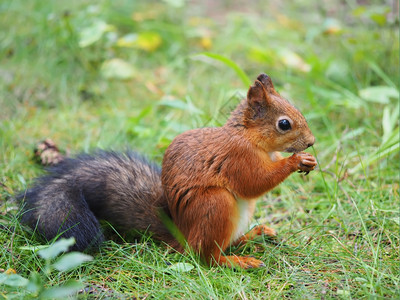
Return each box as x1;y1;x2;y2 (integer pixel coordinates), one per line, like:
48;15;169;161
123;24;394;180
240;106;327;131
194;52;251;86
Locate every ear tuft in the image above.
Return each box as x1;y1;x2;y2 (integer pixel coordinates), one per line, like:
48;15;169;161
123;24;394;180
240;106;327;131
256;73;276;94
257;73;270;83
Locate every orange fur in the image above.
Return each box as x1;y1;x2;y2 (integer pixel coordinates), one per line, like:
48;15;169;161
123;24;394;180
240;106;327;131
233;225;277;247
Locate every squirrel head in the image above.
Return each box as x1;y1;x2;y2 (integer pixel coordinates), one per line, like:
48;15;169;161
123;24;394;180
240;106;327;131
240;73;315;153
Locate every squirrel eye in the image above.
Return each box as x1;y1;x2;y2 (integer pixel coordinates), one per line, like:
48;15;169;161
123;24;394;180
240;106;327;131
278;119;291;131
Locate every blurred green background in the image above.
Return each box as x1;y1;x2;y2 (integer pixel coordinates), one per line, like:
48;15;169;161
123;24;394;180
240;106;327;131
0;0;398;298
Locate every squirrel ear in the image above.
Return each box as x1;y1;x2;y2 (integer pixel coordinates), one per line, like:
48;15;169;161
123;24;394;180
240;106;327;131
245;80;271;120
247;77;272;109
256;73;277;95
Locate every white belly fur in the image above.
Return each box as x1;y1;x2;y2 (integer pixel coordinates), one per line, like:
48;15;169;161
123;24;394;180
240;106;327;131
230;197;256;244
229;152;277;244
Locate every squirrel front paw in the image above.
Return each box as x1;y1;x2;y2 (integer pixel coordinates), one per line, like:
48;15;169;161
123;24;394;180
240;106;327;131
291;152;317;175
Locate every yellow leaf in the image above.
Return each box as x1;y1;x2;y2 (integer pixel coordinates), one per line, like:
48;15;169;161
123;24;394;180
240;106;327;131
199;37;212;50
136;32;162;52
117;32;162;52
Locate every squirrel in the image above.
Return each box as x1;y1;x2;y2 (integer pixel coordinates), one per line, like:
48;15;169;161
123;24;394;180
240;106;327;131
20;73;317;269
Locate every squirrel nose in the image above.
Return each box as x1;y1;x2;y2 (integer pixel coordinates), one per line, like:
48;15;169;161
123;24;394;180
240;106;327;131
307;136;315;148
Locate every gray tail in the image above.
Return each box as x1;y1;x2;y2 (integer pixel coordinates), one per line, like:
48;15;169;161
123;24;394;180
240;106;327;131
19;150;169;251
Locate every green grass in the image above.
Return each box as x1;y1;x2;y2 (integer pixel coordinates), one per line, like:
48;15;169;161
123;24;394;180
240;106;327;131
0;0;399;298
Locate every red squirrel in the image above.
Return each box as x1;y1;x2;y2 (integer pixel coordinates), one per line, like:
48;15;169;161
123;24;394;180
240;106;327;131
20;73;317;269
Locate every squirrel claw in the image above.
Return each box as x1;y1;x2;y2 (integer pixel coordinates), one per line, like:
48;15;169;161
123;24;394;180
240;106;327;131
297;170;310;175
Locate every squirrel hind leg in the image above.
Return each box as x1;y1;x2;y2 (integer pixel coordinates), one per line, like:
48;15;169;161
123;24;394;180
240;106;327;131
217;255;266;269
20;183;104;252
176;188;266;269
175;188;236;265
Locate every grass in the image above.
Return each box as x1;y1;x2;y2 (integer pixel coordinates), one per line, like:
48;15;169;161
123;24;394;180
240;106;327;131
0;0;399;298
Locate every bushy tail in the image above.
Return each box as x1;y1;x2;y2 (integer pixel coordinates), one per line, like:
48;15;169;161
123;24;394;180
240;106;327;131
19;151;176;251
20;181;104;251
